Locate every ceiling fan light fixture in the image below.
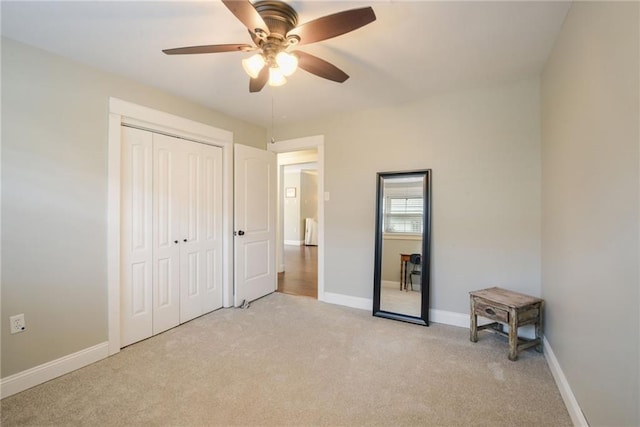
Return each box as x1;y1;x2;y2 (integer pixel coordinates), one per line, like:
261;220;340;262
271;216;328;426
242;53;266;78
275;51;298;76
164;1;377;93
268;67;287;86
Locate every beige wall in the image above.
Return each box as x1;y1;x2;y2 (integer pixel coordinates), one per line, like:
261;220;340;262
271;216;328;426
283;171;301;242
283;169;318;244
1;38;266;377
300;171;318;224
275;77;542;313
541;2;639;425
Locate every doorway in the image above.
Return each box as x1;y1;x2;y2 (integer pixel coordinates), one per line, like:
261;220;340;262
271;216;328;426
278;245;318;298
268;136;325;301
278;161;318;298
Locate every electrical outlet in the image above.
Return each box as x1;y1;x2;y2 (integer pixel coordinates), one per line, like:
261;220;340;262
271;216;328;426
9;314;26;334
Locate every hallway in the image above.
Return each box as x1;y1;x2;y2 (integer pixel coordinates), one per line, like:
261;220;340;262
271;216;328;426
277;245;317;298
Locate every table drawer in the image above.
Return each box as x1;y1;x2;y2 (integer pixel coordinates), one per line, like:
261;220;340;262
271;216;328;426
474;299;509;323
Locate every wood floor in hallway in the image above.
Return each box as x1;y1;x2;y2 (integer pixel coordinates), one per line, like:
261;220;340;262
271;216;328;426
277;245;317;298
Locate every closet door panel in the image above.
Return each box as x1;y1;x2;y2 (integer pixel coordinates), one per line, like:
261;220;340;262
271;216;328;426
121;127;153;347
201;146;224;313
152;134;181;334
179;146;202;322
121;129;224;345
180;142;223;322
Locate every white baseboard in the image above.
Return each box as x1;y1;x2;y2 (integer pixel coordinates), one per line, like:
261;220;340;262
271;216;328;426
284;240;304;246
429;308;470;327
321;292;372;311
543;337;588;426
0;342;109;399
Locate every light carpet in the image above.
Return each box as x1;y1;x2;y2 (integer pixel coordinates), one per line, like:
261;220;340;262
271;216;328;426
1;292;571;426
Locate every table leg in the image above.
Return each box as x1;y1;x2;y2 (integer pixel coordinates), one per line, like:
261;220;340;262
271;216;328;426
508;308;519;361
399;260;404;290
535;301;544;353
403;261;408;291
470;297;478;342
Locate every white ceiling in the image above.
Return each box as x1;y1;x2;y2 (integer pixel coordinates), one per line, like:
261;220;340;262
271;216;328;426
1;0;571;127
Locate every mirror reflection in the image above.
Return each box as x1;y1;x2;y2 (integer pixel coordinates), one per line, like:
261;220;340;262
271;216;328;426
373;170;431;325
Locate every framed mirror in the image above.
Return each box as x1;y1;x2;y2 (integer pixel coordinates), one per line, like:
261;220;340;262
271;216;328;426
373;170;432;325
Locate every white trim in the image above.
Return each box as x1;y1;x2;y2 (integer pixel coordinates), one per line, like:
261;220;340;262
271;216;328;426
0;342;108;399
268;135;325;300
322;292;372;311
110;98;232;143
322;297;537;340
383;233;422;241
429;308;471;328
284;240;304;246
107;113;122;355
543;337;589;426
107;98;234;356
429;308;537;338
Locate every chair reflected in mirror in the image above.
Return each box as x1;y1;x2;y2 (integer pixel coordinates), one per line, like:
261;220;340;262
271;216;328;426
408;253;421;291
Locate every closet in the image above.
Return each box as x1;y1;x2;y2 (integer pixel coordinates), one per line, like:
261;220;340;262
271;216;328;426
120;126;223;347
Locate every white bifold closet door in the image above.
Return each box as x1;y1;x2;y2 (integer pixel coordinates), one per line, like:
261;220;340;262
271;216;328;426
121;126;223;347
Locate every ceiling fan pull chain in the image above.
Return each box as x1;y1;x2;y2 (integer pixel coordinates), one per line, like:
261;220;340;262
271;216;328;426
270;96;276;144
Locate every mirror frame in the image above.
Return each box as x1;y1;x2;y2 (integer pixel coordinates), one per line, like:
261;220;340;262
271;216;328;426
373;169;432;326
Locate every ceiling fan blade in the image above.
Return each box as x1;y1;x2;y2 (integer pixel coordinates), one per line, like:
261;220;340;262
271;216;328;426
287;7;376;46
249;66;269;93
163;44;253;55
222;0;270;35
296;51;349;83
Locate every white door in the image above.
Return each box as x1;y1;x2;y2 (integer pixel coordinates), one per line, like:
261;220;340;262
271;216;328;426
121;128;223;347
179;140;223;323
121;127;154;346
152;133;181;334
234;144;277;306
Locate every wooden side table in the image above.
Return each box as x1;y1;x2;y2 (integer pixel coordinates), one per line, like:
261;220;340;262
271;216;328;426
469;287;544;361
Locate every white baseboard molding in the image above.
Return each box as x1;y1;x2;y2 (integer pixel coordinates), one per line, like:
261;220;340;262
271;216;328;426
321;292;372;311
0;342;109;399
428;309;535;339
428;309;501;331
284;240;304;246
429;308;471;327
543;337;588;426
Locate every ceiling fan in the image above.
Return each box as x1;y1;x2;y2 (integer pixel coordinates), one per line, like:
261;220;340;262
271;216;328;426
163;0;376;92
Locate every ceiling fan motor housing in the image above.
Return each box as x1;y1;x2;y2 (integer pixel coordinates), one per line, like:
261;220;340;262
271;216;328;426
253;1;298;38
252;1;300;65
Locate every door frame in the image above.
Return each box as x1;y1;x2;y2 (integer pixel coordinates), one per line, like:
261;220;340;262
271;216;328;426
107;98;233;356
268;135;325;300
